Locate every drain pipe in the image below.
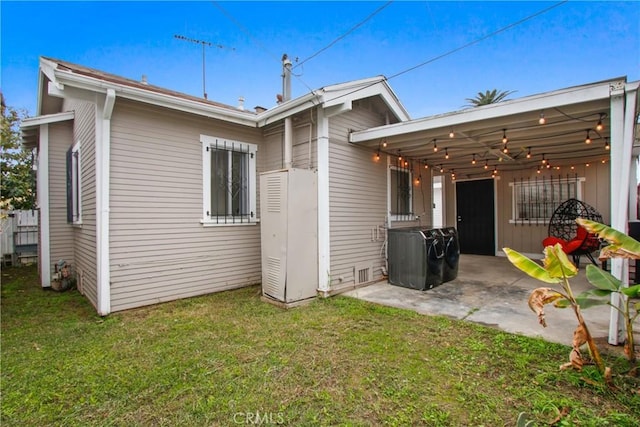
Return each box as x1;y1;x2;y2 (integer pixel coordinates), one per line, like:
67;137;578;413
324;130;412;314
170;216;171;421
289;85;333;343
282;54;293;169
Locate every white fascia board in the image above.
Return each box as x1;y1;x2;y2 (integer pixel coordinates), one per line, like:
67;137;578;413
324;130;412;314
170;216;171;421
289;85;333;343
322;79;410;121
52;70;258;127
21;111;75;128
350;80;618;143
256;92;320;127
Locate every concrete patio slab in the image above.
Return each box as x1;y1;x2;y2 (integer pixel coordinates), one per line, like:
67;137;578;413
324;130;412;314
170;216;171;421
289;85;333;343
343;254;621;348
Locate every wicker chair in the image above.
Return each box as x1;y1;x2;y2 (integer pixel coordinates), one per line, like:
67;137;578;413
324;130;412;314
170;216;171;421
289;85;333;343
542;198;603;267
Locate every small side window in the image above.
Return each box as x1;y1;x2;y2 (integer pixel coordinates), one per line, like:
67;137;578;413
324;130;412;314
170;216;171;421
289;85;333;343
66;142;81;224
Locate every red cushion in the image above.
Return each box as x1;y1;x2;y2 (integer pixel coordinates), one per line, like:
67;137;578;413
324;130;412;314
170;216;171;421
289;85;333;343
563;238;583;254
576;226;588;240
543;237;566;248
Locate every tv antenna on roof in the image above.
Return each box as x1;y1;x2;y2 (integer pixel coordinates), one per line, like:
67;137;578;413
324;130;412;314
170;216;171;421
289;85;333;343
174;34;235;99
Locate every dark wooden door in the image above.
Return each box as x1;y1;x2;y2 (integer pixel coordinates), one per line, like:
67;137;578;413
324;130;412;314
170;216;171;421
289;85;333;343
455;179;495;255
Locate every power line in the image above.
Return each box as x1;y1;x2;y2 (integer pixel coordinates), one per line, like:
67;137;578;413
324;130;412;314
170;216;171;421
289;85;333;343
294;1;394;69
323;1;569;108
387;1;568;81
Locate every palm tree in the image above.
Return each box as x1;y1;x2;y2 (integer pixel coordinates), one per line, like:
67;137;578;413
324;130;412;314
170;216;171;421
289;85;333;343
465;89;515;107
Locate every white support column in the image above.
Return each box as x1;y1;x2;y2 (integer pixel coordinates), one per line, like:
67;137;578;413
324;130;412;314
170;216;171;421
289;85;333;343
316;107;331;293
607;81;637;344
38;124;51;288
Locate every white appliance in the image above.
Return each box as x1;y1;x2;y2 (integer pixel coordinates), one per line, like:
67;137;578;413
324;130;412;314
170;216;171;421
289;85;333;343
259;169;318;303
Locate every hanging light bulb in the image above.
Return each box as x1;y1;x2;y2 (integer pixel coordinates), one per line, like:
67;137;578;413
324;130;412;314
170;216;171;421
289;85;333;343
416;175;421;184
439;164;444;173
424;162;429;169
605;137;610;150
538;111;546;125
433;139;438;152
537;166;541;174
451;169;455;178
571;165;575;170
445;148;449;159
449;129;455;138
382;139;387;148
404;160;408;167
398;150;402;161
602;158;607;164
502;143;508;154
471;153;476;164
585;130;592;144
484;160;489;170
502;129;508;144
596;113;604;131
586;162;590;167
375;150;380;160
526;147;531;159
541;154;546;164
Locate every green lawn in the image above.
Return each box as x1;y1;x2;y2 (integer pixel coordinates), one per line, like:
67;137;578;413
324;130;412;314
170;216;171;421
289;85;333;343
1;265;639;426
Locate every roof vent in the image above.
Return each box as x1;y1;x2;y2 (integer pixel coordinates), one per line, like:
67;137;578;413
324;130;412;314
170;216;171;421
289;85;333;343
141;75;148;85
237;96;245;111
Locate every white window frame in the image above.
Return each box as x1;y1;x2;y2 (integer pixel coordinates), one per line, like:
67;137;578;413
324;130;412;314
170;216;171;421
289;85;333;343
201;135;257;226
509;176;585;224
69;141;82;225
388;164;413;222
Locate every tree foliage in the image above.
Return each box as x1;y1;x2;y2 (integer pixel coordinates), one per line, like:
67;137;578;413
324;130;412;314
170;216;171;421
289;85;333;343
1;93;34;210
465;89;515;107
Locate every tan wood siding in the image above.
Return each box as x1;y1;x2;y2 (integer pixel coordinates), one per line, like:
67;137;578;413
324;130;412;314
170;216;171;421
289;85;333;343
47;122;75;282
65;100;99;307
442;162;611;256
327;104;395;289
109;99;263;312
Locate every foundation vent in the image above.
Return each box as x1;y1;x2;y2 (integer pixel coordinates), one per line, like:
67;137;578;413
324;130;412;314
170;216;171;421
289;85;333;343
354;263;373;285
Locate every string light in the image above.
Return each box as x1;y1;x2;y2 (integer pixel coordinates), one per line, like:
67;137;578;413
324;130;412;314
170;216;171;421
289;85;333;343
404;160;408;167
439;165;444;173
605;137;610;150
541;154;547;164
471;153;476;164
586;162;590;167
570;165;575;170
602;158;607;164
537;166;541;174
538;111;546;125
449;129;455;138
445;148;449;159
596;113;604;131
484;160;489;170
375;150;380;160
585;130;591;144
502;143;508;154
416;175;421;184
424;162;429;169
382;139;387;148
433;139;438;152
398;150;402;161
502;129;508;144
526;147;531;158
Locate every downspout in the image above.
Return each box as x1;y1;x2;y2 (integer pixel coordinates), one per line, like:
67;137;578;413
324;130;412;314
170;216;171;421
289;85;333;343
317;106;330;294
96;89;115;316
282;55;293;169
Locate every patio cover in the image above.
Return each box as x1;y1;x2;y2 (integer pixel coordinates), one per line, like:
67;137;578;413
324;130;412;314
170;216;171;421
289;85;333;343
350;77;640;344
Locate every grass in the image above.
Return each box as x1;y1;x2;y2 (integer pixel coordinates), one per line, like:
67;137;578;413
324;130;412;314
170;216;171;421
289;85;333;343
1;265;639;426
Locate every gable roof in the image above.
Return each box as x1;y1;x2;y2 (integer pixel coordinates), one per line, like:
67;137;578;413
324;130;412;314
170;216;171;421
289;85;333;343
38;57;409;128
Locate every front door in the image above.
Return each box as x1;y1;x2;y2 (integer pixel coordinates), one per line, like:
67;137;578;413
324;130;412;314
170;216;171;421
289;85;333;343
455;179;495;255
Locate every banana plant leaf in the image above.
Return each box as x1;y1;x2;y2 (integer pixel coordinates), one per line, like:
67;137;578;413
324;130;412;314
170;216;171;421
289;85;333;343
503;248;561;283
585;264;620;291
576;219;640;259
542;244;578;279
621;284;640;298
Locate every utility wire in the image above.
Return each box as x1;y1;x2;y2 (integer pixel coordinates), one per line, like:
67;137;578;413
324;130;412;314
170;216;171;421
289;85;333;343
294;1;394;69
387;1;567;81
324;1;568;107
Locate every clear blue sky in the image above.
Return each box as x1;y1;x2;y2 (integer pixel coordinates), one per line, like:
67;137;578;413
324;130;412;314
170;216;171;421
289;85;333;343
1;1;639;119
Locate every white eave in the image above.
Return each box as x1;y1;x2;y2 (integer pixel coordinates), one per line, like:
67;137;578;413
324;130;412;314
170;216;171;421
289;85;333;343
43;59;258;128
256;76;411;127
350;78;620;144
20;111;75;149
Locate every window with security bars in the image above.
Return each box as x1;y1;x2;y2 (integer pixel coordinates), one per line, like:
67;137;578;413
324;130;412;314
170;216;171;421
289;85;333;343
66;141;82;224
390;165;412;221
202;135;257;225
510;175;584;224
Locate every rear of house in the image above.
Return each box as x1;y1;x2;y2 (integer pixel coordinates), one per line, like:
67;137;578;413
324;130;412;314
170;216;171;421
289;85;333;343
22;57;638;317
